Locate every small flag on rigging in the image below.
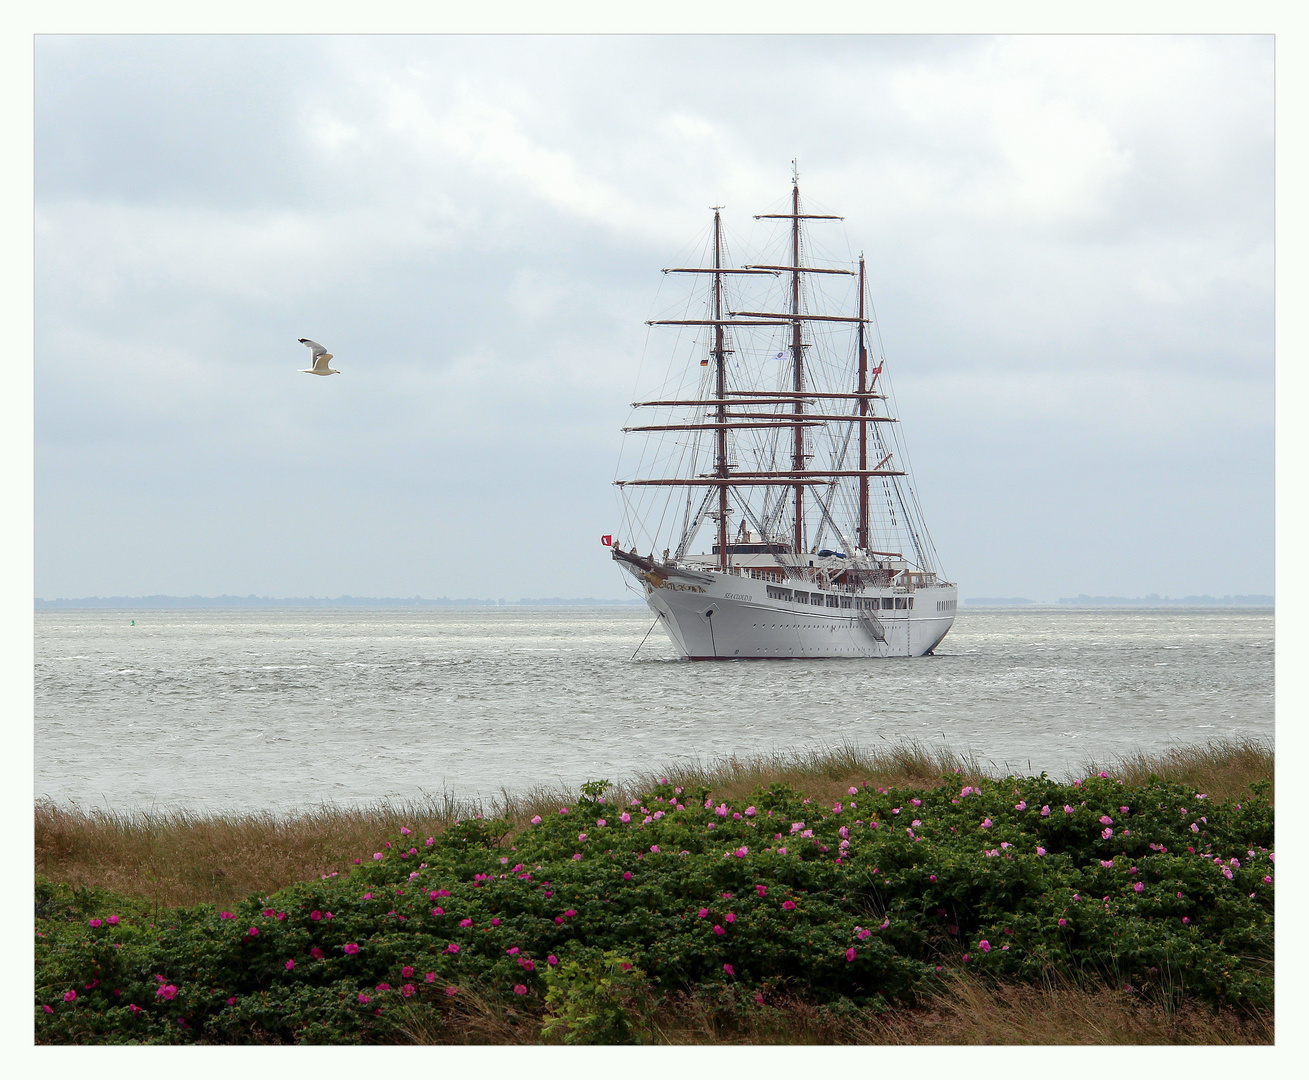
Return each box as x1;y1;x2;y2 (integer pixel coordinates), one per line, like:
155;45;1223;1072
601;535;613;546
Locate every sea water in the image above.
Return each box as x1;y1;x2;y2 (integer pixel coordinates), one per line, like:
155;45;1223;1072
35;606;1273;814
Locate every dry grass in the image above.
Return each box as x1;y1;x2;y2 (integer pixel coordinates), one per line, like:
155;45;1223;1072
34;798;469;910
868;973;1273;1045
388;971;1273;1046
34;738;1273;910
1082;737;1274;805
627;739;992;808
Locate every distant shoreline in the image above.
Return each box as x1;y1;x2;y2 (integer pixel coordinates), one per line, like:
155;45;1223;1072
34;595;647;610
35;594;1273;611
965;595;1273;607
1055;594;1274;606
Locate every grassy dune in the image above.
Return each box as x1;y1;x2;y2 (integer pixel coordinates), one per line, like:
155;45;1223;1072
34;736;1274;1046
35;737;1271;911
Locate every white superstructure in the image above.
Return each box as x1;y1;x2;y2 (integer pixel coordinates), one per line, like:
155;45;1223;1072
612;168;956;660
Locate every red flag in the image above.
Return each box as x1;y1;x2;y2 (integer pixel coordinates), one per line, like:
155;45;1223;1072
601;535;612;546
870;363;883;380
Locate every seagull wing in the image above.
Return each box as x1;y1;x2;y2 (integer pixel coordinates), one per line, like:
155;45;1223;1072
298;338;327;359
312;352;335;373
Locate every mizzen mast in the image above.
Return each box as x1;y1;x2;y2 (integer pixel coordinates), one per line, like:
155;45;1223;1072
857;253;870;551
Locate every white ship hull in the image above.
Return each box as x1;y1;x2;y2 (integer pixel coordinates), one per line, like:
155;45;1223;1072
622;561;956;659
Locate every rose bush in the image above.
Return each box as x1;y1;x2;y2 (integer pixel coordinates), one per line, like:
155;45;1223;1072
35;773;1273;1043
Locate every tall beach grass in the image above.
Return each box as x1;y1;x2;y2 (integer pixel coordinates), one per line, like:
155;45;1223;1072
390;969;1272;1046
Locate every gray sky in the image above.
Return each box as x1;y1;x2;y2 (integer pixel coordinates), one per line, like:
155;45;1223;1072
35;34;1273;601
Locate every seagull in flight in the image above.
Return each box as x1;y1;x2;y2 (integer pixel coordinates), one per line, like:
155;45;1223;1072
298;338;339;376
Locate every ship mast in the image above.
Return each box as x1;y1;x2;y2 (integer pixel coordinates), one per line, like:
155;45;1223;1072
623;177;916;566
857;253;869;551
789;172;806;554
712;208;729;568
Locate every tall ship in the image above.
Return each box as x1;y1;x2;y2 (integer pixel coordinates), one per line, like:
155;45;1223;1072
610;168;957;659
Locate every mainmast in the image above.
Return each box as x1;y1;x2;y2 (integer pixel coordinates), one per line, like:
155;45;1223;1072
712;208;729;568
747;162;849;556
789;175;805;554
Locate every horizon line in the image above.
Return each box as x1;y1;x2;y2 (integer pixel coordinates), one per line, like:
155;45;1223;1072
34;594;646;608
34;591;1274;610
